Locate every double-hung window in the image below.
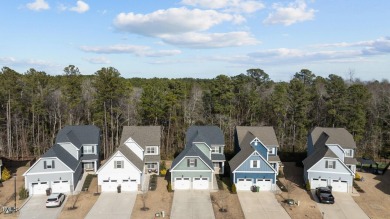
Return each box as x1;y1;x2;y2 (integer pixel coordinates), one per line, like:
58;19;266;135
114;160;124;169
146;146;158;155
250;160;260;168
345;149;353;157
188;158;197;167
83;145;95;154
326;160;336;169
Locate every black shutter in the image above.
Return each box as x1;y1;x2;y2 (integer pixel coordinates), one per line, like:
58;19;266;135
325;161;328;168
44;161;47;169
92;146;95;153
333;161;336;169
52;160;55;169
187;159;190;167
195;159;197;167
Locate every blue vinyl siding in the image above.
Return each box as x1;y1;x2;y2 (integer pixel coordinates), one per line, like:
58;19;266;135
234;172;276;183
252;142;268;158
236;153;274;172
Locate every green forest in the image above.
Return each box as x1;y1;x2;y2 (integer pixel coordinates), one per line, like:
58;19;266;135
1;66;389;161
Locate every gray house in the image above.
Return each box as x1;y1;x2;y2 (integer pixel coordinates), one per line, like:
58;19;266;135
170;126;225;190
23;125;100;195
303;127;357;193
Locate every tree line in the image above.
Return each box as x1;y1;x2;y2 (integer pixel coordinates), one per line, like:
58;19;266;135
0;66;389;160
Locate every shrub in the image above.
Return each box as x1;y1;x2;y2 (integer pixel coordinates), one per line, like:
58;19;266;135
160;161;167;170
160;169;167;176
19;187;29;200
278;169;284;178
167;181;173;192
305;182;311;191
1;167;11;181
231;184;237;194
355;173;361;180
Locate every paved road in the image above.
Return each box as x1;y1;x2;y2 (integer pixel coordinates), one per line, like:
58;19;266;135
170;190;215;219
84;192;137;219
18;195;67;219
237;191;290;219
312;191;370;219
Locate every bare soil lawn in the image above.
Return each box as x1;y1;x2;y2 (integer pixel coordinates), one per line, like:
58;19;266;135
130;176;173;219
210;190;245;219
276;162;322;219
353;167;390;219
58;176;100;219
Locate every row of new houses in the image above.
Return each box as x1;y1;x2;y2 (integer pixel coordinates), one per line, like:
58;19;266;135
22;125;357;195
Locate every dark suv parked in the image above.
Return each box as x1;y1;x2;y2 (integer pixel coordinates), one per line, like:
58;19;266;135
315;187;335;204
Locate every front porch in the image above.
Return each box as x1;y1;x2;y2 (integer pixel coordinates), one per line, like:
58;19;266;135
213;161;225;174
144;161;160;174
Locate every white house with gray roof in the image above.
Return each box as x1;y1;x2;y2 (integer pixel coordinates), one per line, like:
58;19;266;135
170;126;225;190
303;127;358;193
96;126;161;192
23;125;100;195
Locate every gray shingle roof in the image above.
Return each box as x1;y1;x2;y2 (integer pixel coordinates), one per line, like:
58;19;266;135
119;126;161;149
302;145;338;170
56;125;100;148
229;144;254;171
144;155;160;163
344;157;358;165
118;145;144;171
310;127;356;149
42;144;79;170
236;126;279;149
185;126;224;147
211;154;226;161
171;145;214;170
269;155;281;162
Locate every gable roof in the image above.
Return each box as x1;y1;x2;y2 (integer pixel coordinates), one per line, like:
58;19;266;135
56;125;100;149
310;127;356;149
229;142;255;171
185;126;224;147
236;126;279;149
118;146;143;171
41;144;79;170
171;144;214;170
120;126;161;148
302;145;338;170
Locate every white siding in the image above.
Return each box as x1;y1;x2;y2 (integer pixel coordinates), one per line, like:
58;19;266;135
97;151;141;188
124;138;144;160
327;145;345;162
311;158;352;174
58;142;79;160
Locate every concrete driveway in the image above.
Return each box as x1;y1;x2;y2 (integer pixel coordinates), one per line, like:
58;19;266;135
237;191;290;219
312;191;369;219
18;195;67;219
170;190;215;219
84;192;137;219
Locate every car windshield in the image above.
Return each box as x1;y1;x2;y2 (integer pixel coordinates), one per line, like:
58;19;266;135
48;198;58;201
320;190;331;194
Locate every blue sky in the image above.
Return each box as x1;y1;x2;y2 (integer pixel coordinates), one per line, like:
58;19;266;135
1;0;389;81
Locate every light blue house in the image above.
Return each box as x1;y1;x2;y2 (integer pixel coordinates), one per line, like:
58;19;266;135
229;126;280;191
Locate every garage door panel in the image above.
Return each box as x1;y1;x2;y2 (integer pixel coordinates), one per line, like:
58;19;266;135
175;177;191;190
32;182;49;195
51;181;71;193
331;180;348;192
101;179;119;192
311;178;328;189
121;179;138;191
193;177;209;190
236;178;253;191
256;179;272;191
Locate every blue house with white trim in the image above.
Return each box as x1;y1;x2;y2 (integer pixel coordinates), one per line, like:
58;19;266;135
229;126;281;191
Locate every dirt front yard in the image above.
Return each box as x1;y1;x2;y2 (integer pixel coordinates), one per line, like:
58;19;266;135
276;162;323;219
353;168;390;219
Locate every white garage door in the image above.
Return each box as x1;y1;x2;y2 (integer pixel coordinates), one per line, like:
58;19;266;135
121;179;138;191
193;177;209;190
256;179;272;191
31;182;49;195
331;180;348;192
101;179;119;192
311;178;328;189
51;180;71;193
236;178;253;191
174;177;191;190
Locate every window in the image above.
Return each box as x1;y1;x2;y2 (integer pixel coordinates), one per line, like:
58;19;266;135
83;145;95;154
114;160;124;169
250;160;260;168
212;146;223;154
44;160;55;169
187;158;197;167
345;149;353;157
326;160;336;169
147;163;156;169
268;147;276;155
146;146;158;155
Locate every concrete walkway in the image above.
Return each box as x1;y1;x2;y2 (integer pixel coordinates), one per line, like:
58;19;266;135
84;192;137;219
237;191;290;219
171;190;215;219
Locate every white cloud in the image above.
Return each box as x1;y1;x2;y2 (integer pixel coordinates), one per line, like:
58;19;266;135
181;0;265;13
85;57;111;64
160;31;259;48
314;37;390;55
114;7;244;36
0;57;17;63
263;0;316;26
26;0;50;11
80;44;181;57
70;1;89;13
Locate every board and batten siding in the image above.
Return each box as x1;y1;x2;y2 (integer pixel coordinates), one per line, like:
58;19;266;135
27;158;71;173
252;143;268;159
234;172;276;183
173;157;211;171
236;154;274;172
194;143;211;159
172;171;212;182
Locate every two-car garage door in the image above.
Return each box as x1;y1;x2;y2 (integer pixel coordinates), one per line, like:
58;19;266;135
174;177;209;190
236;178;273;191
101;179;138;192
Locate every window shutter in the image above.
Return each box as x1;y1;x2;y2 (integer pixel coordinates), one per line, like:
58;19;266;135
187;159;190;167
114;161;117;169
44;161;47;169
333;161;336;169
52;160;55;169
121;161;124;168
325;161;328;168
92;146;95;154
195;159;197;167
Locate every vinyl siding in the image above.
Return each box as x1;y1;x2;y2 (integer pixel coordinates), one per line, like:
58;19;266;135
328;145;345;161
124;140;143;160
234;172;276;183
27;158;71;173
173;157;210;171
253;142;268;159
194;143;211;159
236;153;274;172
310;158;352;174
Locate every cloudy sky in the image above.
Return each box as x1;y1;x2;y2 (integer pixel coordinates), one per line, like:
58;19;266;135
1;0;389;81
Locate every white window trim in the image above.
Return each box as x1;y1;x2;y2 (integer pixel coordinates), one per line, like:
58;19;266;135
145;146;158;155
189;158;196;167
250;160;260;168
326;160;336;169
83;145;95;155
345;149;353;158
